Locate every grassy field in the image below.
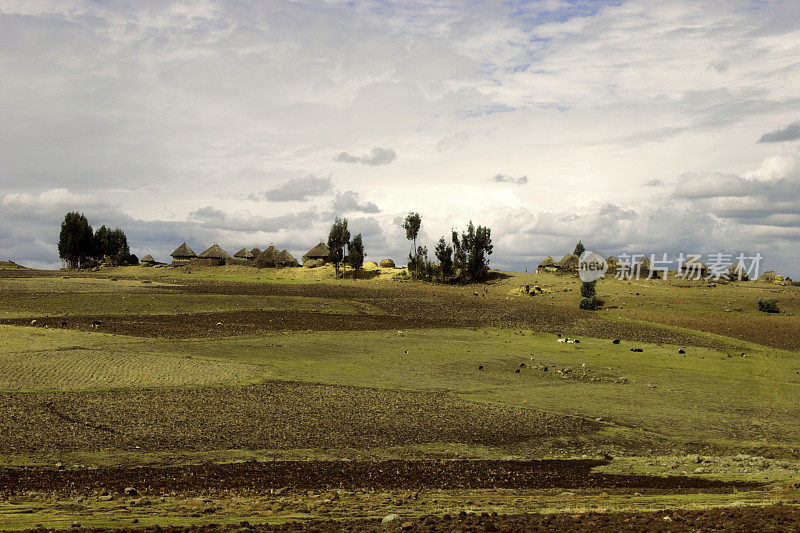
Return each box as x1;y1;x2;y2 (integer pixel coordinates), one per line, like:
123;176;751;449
1;263;799;530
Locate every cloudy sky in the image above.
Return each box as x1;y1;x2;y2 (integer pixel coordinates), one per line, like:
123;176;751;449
1;0;799;276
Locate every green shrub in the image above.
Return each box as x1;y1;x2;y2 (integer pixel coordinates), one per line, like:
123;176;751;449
579;296;598;310
758;299;779;313
580;280;596;299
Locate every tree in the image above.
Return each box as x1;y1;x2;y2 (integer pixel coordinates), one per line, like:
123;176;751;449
460;221;493;282
451;230;466;274
347;233;365;280
574;240;585;257
93;225;130;262
327;217;350;278
58;212;94;269
402;212;421;279
434;236;453;282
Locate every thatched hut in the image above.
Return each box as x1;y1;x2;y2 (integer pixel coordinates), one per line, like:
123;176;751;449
233;248;254;261
275;249;299;267
197;244;230;266
250;247;262;258
606;256;619;274
758;270;778;283
557;254;579;273
680;257;709;279
255;246;279;268
537;256;557;272
170;242;196;265
633;256;662;279
726;263;749;281
380;258;396;268
303;242;330;265
141;254;156;267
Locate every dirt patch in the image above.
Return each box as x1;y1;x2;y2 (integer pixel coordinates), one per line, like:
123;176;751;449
0;459;757;496
0;381;600;454
87;506;795;533
1;310;446;338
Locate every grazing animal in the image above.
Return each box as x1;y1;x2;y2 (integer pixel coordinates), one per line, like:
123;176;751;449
678;349;686;354
91;321;101;329
520;362;526;367
478;365;483;371
558;338;567;343
515;369;520;373
630;348;643;352
612;339;621;344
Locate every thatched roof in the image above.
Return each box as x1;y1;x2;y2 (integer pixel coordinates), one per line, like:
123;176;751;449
234;247;254;259
305;242;330;259
250;247;262;257
538;256;557;268
255;246;278;266
275;249;298;266
141;254;155;263
171;242;196;258
199;244;230;260
727;263;749;281
758;270;777;282
606;256;618;265
680;257;708;273
557;254;579;270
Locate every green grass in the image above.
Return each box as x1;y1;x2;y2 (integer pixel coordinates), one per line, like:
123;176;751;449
168;328;800;452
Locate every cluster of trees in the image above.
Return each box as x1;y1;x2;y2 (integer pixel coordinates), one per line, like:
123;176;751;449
403;212;493;283
327;217;365;279
58;212;131;269
325;212;493;284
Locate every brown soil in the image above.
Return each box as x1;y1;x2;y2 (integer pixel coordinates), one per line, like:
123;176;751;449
18;507;798;532
0;381;600;454
0;459;756;496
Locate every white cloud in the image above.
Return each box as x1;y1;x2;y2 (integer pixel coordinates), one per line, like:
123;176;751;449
1;1;800;276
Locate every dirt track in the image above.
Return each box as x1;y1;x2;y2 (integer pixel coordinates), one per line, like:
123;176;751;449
0;459;756;496
0;381;601;454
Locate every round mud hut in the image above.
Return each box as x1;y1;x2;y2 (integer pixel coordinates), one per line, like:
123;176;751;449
170;242;196;266
679;257;708;279
726;263;749;281
275;249;299;268
255;246;278;268
233;248;255;263
758;270;778;283
197;244;230;266
141;254;156;267
557;254;579;274
537;256;557;272
303;242;330;265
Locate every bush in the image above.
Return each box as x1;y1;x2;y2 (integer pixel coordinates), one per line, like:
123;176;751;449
579;296;599;310
758;299;779;313
580;281;596;299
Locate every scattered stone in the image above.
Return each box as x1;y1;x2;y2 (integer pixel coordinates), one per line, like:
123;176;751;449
401;522;414;531
382;514;400;525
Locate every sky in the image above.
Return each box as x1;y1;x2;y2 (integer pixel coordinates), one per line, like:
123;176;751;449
1;0;799;276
